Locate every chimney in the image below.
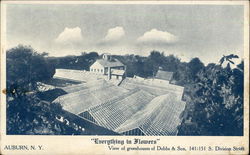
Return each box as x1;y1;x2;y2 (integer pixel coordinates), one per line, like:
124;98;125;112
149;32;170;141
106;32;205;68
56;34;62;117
103;53;111;61
108;67;111;80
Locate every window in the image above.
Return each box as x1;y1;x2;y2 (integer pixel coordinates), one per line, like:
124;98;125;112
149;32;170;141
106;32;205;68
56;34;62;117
97;69;99;72
94;69;96;72
101;69;103;72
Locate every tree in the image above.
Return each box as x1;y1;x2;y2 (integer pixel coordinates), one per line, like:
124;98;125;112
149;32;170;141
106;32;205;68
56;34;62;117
172;62;192;85
188;57;204;79
146;51;164;76
48;51;99;70
6;45;83;135
219;54;239;66
161;54;180;72
7;94;61;134
178;55;243;136
7;45;55;95
145;51;181;77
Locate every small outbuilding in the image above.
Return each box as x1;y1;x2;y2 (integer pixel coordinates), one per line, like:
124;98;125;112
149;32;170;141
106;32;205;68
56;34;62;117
155;67;173;82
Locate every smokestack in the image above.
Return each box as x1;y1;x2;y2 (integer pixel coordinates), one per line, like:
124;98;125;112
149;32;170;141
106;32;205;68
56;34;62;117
108;67;111;80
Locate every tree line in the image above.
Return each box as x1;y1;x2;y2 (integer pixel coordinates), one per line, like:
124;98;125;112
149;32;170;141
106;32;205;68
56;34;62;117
6;45;83;134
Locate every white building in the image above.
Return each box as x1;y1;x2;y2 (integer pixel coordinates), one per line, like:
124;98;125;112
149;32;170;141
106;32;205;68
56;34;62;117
90;54;126;80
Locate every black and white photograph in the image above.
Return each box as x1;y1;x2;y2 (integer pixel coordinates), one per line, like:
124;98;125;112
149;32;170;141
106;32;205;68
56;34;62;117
0;1;249;154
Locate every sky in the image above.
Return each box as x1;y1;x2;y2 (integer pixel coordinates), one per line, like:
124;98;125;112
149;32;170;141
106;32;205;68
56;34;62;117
6;4;244;64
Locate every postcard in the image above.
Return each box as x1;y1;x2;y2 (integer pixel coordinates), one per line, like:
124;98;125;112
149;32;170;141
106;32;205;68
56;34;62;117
0;0;249;154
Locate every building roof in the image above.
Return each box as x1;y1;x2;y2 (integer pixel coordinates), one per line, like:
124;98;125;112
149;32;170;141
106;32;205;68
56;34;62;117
115;93;186;135
120;78;184;100
53;82;129;114
155;70;173;81
54;69;106;82
61;79;108;93
96;58;124;68
87;89;155;131
111;69;125;76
